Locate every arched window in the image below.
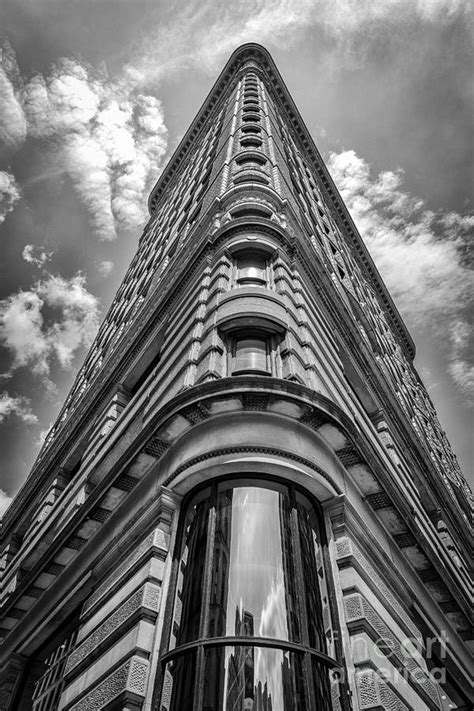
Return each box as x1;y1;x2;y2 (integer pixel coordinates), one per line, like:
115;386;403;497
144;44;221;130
242;102;260;113
159;480;335;710
242;113;261;123
241;125;262;135
240;136;263;148
233;172;268;185
236;153;267;168
230;206;272;221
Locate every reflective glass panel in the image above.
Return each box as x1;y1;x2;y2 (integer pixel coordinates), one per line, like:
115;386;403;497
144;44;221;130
234;338;267;372
168;482;333;710
297;502;326;652
203;646;307;711
208;486;299;641
173;496;210;646
237;254;266;285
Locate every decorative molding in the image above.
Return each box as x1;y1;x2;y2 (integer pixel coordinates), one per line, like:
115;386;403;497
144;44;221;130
114;474;140;492
356;668;409;711
344;593;440;707
335;537;423;645
163;444;342;493
334;445;363;469
143;436;171;458
364;492;393;511
65;583;161;675
83;527;169;616
242;392;269;410
68;656;149;711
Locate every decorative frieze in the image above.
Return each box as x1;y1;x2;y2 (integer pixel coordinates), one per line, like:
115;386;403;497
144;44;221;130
143;436;171;458
242;392;269;410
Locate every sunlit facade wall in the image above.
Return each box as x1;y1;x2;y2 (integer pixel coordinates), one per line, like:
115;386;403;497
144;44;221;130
0;44;471;711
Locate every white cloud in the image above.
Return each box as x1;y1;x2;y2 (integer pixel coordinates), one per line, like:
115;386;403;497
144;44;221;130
36;423;53;448
22;59;101;138
1;1;467;235
0;392;38;424
19;57;167;240
125;0;315;83
22;244;53;268
0;42;27;147
1;41;168;240
125;0;470;83
0;170;21;224
446;321;474;405
0;289;47;374
97;260;114;277
327;149;473;401
0;273;100;376
0;488;14;517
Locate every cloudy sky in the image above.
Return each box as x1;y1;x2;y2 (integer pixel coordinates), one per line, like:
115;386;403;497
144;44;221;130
0;0;472;514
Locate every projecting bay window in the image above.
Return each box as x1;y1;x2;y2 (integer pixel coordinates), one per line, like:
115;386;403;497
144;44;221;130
235;251;267;286
159;480;336;711
232;334;269;375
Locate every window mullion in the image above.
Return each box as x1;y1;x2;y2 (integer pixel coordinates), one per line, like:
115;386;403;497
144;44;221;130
199;491;216;641
291;502;317;711
193;644;205;711
193;491;216;709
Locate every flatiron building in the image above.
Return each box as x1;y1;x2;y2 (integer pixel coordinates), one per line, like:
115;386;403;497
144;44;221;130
0;43;471;711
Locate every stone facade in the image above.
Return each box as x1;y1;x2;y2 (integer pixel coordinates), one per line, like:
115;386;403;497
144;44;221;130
0;44;471;711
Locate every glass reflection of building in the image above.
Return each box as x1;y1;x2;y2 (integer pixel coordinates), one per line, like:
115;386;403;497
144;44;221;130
225;609;255;711
161;480;334;711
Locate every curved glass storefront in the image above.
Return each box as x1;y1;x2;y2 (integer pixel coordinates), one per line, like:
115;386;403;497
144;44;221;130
160;479;337;711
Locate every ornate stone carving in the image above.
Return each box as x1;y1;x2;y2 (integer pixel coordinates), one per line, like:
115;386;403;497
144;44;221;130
68;655;149;711
356;668;408;711
335;537;423;644
66;583;161;675
143;436;171;458
164;444;342;493
242;392;269;410
83;530;157;614
344;593;440;706
128;657;149;694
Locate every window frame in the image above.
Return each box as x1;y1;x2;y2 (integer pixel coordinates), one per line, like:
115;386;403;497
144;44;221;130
158;477;339;711
234;249;268;287
230;332;271;376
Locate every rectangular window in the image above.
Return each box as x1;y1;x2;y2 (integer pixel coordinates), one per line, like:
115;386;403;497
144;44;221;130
236;253;267;286
234;336;268;373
